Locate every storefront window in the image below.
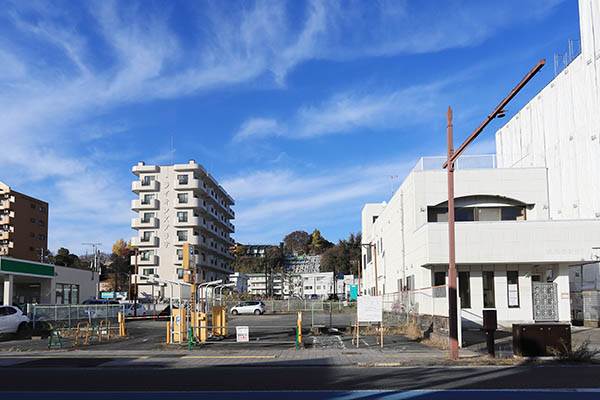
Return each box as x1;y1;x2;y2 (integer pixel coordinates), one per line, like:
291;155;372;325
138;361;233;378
56;283;80;304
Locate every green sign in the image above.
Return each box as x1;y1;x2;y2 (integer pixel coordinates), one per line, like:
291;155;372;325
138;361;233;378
0;258;54;277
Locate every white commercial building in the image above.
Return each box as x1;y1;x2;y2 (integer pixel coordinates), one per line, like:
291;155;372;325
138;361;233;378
131;160;235;300
494;0;600;325
361;156;600;328
1;257;99;306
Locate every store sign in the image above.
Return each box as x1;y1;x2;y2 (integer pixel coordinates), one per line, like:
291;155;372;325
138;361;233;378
349;284;358;300
508;284;519;307
101;292;115;299
357;295;382;322
236;326;249;342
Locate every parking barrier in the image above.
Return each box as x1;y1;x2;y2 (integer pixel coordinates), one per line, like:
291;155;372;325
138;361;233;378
166;322;171;344
75;322;90;346
99;320;111;342
184;325;301;348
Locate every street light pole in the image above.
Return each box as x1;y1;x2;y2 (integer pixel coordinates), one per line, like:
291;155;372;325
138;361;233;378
443;59;545;360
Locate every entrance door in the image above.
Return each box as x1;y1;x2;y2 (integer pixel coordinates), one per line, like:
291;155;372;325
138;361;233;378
532;282;558;322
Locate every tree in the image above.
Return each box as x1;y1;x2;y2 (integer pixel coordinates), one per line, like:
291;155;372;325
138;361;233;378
309;229;333;255
283;231;310;255
104;239;134;294
49;248;81;268
319;232;362;275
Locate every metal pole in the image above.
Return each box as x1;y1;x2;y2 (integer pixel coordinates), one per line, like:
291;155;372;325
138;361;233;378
373;243;378;295
134;249;138;317
447;106;459;360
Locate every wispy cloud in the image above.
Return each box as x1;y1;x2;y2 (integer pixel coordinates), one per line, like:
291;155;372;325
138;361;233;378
223;157;417;243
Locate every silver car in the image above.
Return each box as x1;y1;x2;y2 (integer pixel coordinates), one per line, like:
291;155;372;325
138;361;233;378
230;301;265;315
0;306;30;336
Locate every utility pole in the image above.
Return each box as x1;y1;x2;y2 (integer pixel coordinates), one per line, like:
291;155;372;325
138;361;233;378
442;59;545;360
82;242;102;298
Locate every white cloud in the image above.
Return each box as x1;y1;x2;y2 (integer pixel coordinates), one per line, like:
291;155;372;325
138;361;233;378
233;118;281;143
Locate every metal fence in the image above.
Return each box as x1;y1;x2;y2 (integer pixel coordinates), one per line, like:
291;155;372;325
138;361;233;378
382;286;449;327
27;304;126;330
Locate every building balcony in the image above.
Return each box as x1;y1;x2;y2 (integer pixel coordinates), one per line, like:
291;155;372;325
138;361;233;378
174;160;207;174
224;206;235;219
132;199;159;210
131;236;159;247
418;219;600;265
132;180;159;193
174;233;202;247
131;254;159;266
132;163;159;176
174;178;205;192
173;216;203;228
0;247;9;256
0;215;13;225
0;231;13;241
131;217;159;229
174;197;205;210
0;201;13;211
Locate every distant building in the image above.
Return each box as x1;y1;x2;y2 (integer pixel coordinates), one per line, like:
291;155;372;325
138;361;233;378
300;272;349;300
284;255;321;274
229;272;249;293
246;273;289;298
0;181;48;262
130;160;235;300
237;244;272;258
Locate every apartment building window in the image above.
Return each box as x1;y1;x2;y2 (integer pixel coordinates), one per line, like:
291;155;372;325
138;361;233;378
40;206;46;213
201;253;206;262
142;268;155;276
433;271;446;286
482;271;495;308
177;211;188;223
177;230;188;241
29;232;35;237
507;271;520;308
56;283;79;305
140;250;153;261
142;194;155;204
30;218;35;223
39;234;45;241
458;272;471;309
406;275;414;291
142;212;155;223
398;278;403;291
142;231;153;242
177;193;188;204
177;175;188;185
39;220;45;227
31;203;35;209
176;248;183;260
141;175;155;186
202;235;206;243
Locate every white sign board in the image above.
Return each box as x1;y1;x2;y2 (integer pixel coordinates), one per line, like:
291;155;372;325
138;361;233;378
357;296;383;322
508;284;519;307
236;326;249;342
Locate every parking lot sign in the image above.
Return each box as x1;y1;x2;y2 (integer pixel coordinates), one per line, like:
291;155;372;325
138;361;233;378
236;326;249;342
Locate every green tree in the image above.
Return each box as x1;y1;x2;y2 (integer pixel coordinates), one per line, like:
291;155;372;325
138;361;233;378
283;231;310;255
319;232;362;275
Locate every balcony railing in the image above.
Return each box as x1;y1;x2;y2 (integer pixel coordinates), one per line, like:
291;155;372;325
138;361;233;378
131;217;159;229
131;236;159;247
412;154;497;172
132;180;159;193
130;254;159;266
132;164;159;176
132;199;159;210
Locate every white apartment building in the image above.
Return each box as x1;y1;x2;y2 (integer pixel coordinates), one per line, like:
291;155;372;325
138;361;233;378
246;273;289;297
495;0;600;325
361;155;600;328
228;272;248;294
300;272;348;300
131;160;235;300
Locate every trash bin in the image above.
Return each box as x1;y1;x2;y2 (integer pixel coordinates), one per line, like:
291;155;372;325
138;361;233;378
512;323;571;357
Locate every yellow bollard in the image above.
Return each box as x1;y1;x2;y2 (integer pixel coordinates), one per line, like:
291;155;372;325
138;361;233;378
166;322;171;344
297;312;302;344
118;312;126;337
198;312;207;343
212;306;226;336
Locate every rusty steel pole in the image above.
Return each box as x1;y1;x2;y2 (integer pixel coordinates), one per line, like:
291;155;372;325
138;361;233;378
442;59;546;361
447;107;459;360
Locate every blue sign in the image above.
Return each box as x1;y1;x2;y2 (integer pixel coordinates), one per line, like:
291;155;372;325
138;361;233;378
349;284;358;300
101;292;115;299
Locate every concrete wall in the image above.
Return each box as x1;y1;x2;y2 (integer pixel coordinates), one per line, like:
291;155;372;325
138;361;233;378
495;0;600;221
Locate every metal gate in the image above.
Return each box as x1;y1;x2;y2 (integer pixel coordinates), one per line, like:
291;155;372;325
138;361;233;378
532;282;558;322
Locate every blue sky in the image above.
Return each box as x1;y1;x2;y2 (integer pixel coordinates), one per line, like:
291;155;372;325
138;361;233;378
0;0;581;255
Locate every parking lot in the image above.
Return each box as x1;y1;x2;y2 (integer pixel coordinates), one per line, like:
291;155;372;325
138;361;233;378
0;311;434;353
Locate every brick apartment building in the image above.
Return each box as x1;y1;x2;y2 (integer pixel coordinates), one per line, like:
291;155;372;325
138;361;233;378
0;181;49;262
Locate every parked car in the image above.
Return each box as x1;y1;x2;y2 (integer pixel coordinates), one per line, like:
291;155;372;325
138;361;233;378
122;303;146;317
0;306;30;337
82;299;121;318
230;301;265;315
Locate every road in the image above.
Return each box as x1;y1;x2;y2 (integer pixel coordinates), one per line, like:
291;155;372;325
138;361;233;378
1;364;600;397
